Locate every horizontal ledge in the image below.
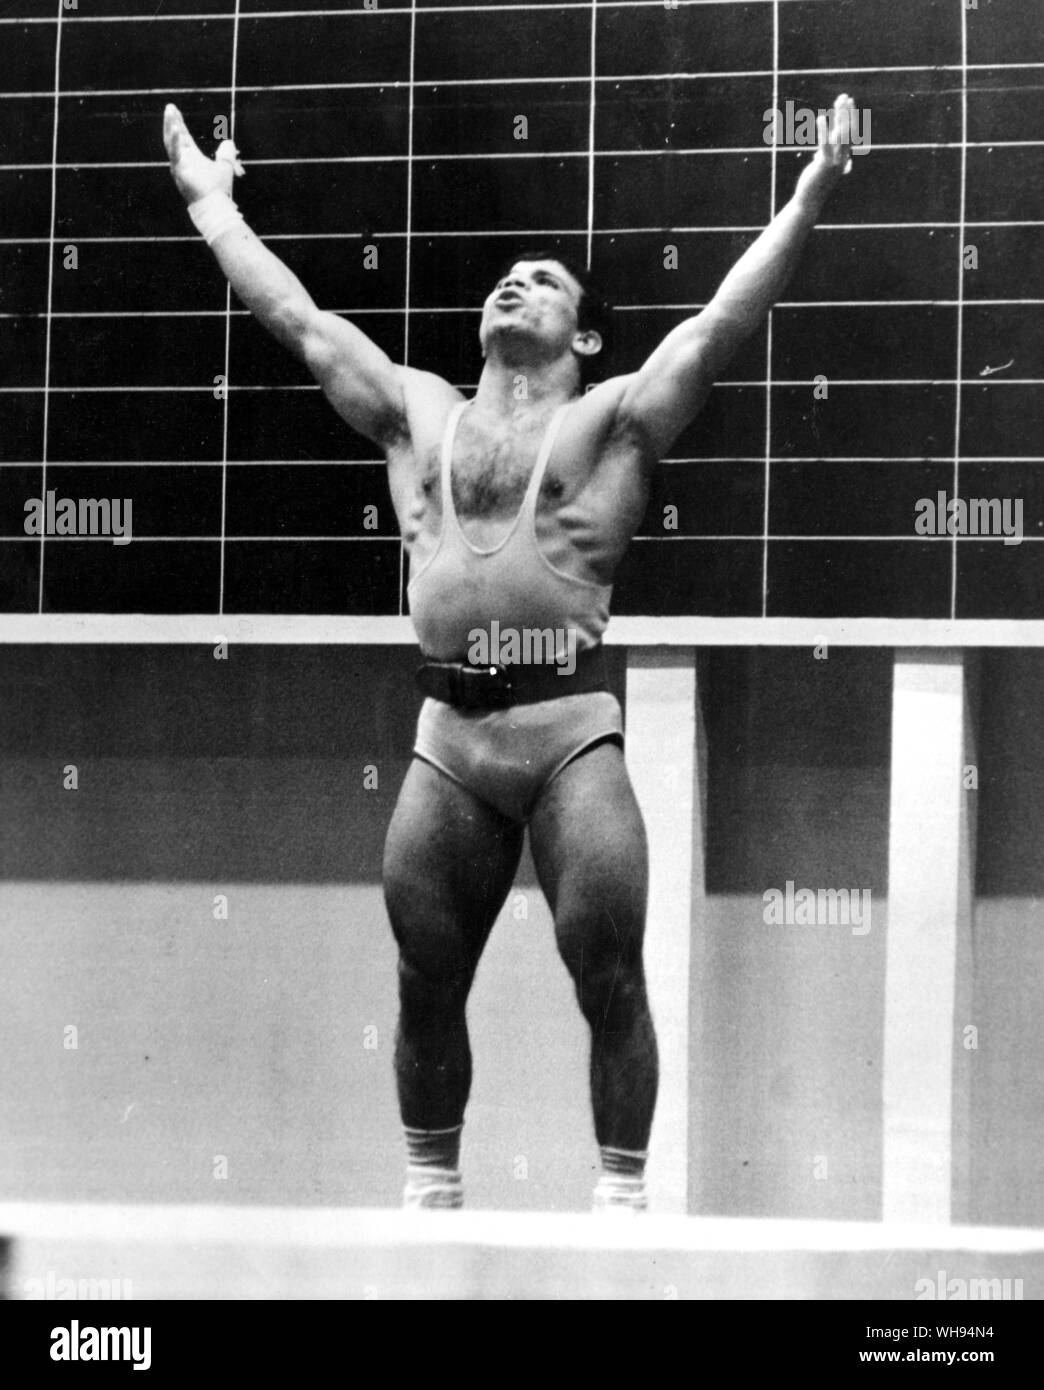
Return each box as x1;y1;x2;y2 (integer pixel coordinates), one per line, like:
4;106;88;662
1;615;1043;646
2;1202;1043;1255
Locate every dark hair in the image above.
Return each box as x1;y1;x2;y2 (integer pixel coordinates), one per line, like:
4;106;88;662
498;249;614;388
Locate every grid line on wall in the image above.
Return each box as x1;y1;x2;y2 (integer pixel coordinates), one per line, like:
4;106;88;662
6;296;1044;315
7;137;1044;174
6;56;1044;103
2;223;1042;243
585;0;597;265
34;2;63;614
397;0;419;614
5;377;1044;392
760;0;780;616
218;0;242;615
0;0;1013;19
949;0;969;621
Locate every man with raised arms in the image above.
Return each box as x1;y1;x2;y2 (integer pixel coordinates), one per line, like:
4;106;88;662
163;96;857;1211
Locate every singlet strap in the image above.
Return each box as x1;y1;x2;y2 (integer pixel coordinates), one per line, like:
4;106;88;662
440;396;573;544
439;399;470;526
520;401;573;520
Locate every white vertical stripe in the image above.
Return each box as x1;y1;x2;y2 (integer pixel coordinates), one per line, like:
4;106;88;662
218;0;242;616
36;4;64;614
760;0;779;617
882;652;968;1223
403;0;417;367
400;0;418;615
949;6;969;620
950;658;977;1223
585;0;597;265
625;649;696;1215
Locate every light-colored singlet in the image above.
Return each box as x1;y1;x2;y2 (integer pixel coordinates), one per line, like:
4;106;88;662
408;399;624;822
408;399;612;660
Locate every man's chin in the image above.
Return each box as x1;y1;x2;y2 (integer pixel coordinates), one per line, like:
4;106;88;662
482;322;539;356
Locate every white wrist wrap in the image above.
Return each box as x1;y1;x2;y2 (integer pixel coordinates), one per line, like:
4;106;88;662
188;190;244;245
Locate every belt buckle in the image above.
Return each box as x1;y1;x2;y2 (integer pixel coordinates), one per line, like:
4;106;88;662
457;662;513;709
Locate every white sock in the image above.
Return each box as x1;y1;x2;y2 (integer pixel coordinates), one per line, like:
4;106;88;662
593;1145;648;1212
403;1124;463;1210
593;1173;648;1212
403;1165;463;1210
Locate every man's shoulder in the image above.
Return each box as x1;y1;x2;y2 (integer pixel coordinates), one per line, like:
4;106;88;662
398;365;462;404
574;373;633;420
382;367;462;461
566;373;658;462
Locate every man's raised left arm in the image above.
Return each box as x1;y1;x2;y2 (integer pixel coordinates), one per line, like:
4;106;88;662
614;93;861;458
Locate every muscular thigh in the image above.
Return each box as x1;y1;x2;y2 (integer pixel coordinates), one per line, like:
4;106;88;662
528;740;649;969
383;756;524;984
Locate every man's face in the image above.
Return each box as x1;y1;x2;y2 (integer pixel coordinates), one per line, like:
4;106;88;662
478;259;585;361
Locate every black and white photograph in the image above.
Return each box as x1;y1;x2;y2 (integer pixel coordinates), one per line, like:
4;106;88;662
0;0;1041;1330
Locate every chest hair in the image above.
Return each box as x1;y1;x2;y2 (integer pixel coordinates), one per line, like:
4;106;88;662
421;416;565;519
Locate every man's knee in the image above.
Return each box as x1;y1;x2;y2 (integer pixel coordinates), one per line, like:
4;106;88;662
382;852;420;938
579;961;649;1033
385;848;482;1002
382;831;459;962
555;919;648;1028
397;942;472;1011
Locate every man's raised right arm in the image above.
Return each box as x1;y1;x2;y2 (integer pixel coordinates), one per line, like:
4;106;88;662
163;104;406;449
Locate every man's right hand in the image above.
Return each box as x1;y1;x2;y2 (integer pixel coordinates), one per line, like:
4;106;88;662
161;101;407;449
163;103;244;204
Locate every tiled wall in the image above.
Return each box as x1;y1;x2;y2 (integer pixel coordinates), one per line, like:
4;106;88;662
1;0;1041;617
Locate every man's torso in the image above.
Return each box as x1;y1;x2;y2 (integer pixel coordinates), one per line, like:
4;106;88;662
385;369;655;588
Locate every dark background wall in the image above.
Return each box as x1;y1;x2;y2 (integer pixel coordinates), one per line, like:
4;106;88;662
2;0;1042;619
1;644;1041;1222
696;646;892;1220
970;649;1044;1227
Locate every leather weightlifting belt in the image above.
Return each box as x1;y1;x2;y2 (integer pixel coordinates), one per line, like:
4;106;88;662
415;644;609;710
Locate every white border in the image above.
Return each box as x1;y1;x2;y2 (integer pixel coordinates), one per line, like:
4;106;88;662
1;615;1042;645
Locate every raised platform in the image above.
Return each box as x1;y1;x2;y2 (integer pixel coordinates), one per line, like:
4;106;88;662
1;1205;1040;1300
